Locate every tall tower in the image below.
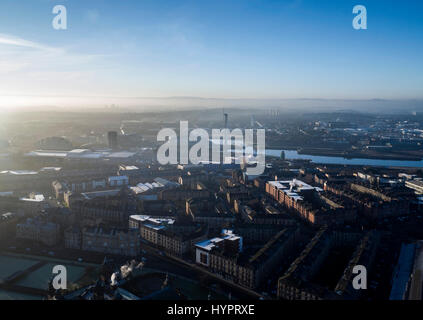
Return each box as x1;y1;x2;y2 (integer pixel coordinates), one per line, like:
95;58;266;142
224;113;228;129
107;131;118;150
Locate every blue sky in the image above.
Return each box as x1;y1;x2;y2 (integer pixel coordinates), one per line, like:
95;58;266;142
0;0;422;108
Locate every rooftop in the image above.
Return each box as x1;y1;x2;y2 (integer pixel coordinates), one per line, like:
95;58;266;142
81;189;121;200
195;229;241;252
130;215;175;226
19;194;45;202
25;149;136;160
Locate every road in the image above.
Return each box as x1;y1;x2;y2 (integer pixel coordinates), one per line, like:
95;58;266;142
138;242;263;300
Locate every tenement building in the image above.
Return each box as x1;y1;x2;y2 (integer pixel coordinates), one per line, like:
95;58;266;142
66;226;141;257
186;198;236;228
16;218;60;246
266;179;356;225
129;215;207;257
52;178;107;201
235;200;297;226
324;181;410;220
0;212;19;242
277;227;332;300
277;227;380;300
195;228;300;289
334;231;381;299
70;194;137;227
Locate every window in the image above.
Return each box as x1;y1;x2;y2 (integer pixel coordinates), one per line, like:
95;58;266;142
200;252;208;265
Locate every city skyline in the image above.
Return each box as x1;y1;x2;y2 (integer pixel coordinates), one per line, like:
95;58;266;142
0;0;423;109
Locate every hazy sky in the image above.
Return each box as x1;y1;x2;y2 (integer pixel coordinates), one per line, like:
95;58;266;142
0;0;422;109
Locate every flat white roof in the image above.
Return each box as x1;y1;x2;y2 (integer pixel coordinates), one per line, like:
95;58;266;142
267;181;286;189
68;149;89;154
196;238;225;251
25;149;136;160
25;151;68;158
40;167;62;172
268;179;318;191
196;229;240;251
122;165;139;170
107;152;136;158
20;194;45;202
130;215;175;226
1;170;38;175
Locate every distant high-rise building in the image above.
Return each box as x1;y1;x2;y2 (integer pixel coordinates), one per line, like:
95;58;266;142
108;131;118;150
224;113;228;128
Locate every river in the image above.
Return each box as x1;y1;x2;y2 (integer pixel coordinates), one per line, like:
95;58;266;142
266;149;423;168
